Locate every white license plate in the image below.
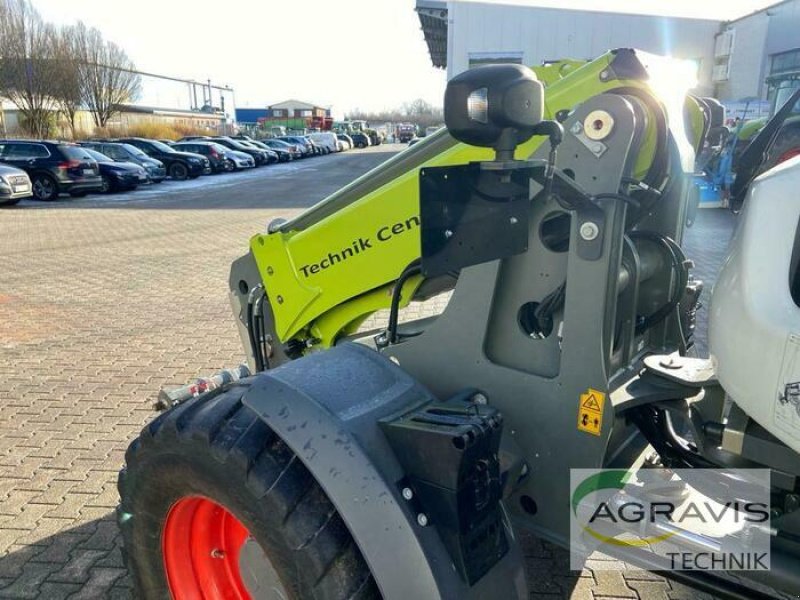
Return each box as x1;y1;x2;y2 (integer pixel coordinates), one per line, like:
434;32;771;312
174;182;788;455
138;173;147;180
83;168;94;175
13;184;30;193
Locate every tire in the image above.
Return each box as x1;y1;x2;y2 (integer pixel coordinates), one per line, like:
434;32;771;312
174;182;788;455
118;383;380;600
100;175;112;194
31;174;58;201
168;162;189;180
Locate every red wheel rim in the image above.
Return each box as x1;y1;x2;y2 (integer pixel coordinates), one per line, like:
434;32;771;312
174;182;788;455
776;147;800;165
163;496;253;600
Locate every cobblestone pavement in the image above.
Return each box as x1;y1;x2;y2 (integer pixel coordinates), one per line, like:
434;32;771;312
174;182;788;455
0;145;736;599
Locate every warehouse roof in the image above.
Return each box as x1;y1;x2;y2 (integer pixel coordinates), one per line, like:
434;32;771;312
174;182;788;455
416;0;448;69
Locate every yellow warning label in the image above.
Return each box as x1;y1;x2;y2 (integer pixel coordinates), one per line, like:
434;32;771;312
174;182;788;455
577;388;606;436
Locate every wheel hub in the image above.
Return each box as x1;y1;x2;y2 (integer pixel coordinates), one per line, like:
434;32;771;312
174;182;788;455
162;496;290;600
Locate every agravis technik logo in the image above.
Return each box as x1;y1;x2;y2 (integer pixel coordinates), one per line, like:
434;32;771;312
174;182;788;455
569;468;771;571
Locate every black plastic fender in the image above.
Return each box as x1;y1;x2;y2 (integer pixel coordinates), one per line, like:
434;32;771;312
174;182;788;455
241;342;527;600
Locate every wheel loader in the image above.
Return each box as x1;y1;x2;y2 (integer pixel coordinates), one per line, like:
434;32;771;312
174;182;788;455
118;48;800;599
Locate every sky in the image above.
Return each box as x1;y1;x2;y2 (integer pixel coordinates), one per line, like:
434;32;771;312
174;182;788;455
30;0;778;117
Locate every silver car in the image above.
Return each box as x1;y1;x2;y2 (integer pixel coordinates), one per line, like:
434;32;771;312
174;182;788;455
0;164;32;206
226;149;256;170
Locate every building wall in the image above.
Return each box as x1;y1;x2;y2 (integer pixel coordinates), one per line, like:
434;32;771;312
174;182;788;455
446;2;721;95
714;14;770;101
712;0;800;103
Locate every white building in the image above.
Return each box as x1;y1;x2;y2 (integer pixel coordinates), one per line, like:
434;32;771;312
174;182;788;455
416;0;800;113
713;0;800;115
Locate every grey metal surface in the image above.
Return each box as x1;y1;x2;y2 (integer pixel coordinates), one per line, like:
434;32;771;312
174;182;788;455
238;537;290;600
383;93;676;548
241;342;527;600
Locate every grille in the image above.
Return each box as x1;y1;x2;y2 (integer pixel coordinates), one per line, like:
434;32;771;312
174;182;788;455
9;175;28;185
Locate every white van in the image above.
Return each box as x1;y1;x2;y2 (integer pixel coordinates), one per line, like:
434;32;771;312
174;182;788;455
308;132;340;153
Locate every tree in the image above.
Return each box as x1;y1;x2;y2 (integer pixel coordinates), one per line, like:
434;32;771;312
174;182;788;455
346;98;443;130
51;25;84;137
72;21;140;128
0;0;62;137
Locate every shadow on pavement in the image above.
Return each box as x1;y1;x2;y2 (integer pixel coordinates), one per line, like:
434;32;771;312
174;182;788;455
0;514;133;599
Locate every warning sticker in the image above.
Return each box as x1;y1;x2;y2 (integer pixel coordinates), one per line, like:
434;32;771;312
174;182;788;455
577;388;606;436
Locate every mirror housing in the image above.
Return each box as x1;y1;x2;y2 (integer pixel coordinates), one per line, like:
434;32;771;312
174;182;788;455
444;64;544;160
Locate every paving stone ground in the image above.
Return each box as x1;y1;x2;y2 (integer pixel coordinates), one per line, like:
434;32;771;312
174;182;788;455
0;146;736;599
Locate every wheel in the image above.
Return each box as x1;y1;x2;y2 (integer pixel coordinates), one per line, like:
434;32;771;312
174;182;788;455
31;174;58;201
168;162;189;180
118;384;379;600
224;159;235;172
100;175;112;194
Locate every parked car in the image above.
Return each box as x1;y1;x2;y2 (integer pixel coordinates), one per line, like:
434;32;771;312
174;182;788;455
365;128;381;146
79;141;166;183
349;132;371;149
233;138;291;163
236;140;279;164
116;138;211;180
172;141;234;173
308;132;339;153
223;148;257;170
278;136;314;157
307;138;327;155
0;140;102;200
82;148;148;193
210;137;271;166
0;164;32;206
262;139;301;160
336;134;354;150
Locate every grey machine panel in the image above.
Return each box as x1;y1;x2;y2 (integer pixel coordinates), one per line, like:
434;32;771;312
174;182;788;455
242;342;528;600
385;93;647;547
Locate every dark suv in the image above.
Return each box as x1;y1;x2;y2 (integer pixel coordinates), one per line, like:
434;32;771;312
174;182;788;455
0;140;103;200
116;138;211;180
171;141;232;173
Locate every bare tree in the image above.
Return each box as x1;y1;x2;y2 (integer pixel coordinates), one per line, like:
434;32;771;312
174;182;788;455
0;0;62;137
346;98;443;129
72;21;140;128
51;25;84;138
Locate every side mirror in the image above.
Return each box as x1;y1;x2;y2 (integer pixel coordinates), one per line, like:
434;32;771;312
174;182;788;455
444;63;544;160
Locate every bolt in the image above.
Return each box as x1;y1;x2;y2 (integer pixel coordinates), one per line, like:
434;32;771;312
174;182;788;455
579;222;599;241
276;295;284;304
417;513;429;527
267;266;274;275
402;487;414;500
472;392;488;405
509;216;518;225
599;69;610;81
444;229;453;239
211;549;225;559
570;121;582;135
591;142;605;155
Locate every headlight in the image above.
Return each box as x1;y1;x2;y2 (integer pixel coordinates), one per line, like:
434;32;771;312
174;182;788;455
188;157;201;164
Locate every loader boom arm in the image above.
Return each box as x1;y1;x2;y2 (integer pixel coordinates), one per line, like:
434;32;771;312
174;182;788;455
242;49;672;353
